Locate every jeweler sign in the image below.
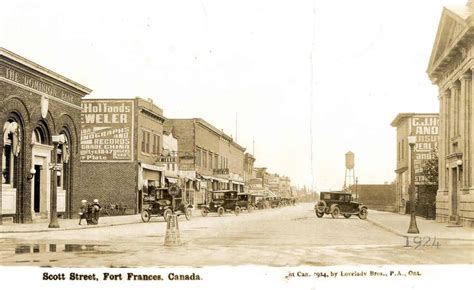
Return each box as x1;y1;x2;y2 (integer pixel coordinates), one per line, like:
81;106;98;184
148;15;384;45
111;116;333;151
80;100;134;162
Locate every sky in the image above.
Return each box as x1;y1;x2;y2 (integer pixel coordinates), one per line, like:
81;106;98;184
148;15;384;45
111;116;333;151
0;0;466;191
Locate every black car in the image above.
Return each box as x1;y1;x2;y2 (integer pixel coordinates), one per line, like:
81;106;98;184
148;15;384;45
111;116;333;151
314;191;368;219
141;187;193;222
236;193;255;212
200;190;241;216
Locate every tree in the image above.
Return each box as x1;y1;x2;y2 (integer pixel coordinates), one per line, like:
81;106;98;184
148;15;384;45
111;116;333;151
418;149;438;219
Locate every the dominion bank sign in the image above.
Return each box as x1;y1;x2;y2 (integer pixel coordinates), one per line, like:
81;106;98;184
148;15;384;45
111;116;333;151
80;100;134;162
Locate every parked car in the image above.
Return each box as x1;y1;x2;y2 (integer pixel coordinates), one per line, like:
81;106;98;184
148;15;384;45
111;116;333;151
236;193;255;212
314;191;368;219
200;190;241;216
141;187;193;222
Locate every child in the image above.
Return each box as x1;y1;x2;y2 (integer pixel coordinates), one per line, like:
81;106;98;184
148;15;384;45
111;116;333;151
78;200;88;225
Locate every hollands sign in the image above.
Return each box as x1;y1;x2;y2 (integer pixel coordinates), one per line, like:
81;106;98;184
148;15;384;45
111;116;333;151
80;100;134;162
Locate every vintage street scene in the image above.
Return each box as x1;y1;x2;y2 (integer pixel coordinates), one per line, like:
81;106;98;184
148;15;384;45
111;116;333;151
1;0;474;273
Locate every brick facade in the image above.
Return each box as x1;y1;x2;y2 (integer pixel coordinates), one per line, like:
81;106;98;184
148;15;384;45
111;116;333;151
0;48;91;223
80;98;165;215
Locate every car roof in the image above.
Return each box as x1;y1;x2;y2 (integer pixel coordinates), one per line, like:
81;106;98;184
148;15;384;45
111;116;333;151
211;190;238;193
321;191;350;195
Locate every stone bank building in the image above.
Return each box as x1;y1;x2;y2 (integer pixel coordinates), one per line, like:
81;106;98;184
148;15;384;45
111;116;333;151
0;48;91;224
427;1;474;226
80;98;166;214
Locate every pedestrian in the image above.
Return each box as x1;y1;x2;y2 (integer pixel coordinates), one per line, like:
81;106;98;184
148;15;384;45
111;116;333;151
91;199;101;224
78;200;88;225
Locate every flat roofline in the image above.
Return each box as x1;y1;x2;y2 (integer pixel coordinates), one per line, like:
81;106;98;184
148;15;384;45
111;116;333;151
0;47;92;94
168;118;246;151
390;112;439;127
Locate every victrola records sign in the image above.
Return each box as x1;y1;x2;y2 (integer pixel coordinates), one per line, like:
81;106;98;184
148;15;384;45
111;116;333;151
80;100;134;162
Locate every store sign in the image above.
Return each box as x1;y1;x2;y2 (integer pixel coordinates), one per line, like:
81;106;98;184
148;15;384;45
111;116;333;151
80;100;134;162
412;116;439;185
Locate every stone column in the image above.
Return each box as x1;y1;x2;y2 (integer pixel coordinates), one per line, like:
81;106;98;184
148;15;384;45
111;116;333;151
471;68;474;189
460;71;471;188
438;89;450;192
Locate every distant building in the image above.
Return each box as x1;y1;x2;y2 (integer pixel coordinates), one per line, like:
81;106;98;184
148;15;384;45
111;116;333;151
391;113;439;216
427;1;474;226
80;98;166;214
349;183;396;212
165;118;245;207
243;153;256;192
278;176;291;198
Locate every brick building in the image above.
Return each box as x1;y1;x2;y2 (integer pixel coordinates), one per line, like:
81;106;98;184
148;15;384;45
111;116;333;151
427;1;474;226
243;153;256;191
391;113;439;216
279;176;292;198
348;183;397;212
165;118;246;207
0;48;91;224
80;98;166;214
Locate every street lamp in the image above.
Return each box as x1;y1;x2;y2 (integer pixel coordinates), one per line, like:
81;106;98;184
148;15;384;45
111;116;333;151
48;134;66;228
355;177;359;201
407;135;420;234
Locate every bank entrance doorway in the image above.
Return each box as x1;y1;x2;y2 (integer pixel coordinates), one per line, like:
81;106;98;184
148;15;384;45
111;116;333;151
33;165;42;213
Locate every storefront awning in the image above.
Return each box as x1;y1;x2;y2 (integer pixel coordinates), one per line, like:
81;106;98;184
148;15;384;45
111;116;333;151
141;162;167;172
166;177;178;184
212;177;229;183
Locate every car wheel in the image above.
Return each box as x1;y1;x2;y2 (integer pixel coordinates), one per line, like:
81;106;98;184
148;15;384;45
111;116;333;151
331;206;340;219
315;200;327;213
315;210;324;218
163;208;172;222
248;205;254;213
185;208;192;221
141;210;151;223
343;214;351;219
217;207;225;216
201;208;208;217
235;206;241;216
358;208;368;220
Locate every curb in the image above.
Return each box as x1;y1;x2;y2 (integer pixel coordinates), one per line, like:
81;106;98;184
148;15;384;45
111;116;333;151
367;216;474;242
0;220;143;234
366;217;406;237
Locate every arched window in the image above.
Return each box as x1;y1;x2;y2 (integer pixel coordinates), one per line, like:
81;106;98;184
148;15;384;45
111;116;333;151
2;119;21;186
32;127;47;145
56;133;70;189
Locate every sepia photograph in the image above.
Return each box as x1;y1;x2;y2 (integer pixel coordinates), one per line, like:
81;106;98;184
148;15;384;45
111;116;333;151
0;0;473;289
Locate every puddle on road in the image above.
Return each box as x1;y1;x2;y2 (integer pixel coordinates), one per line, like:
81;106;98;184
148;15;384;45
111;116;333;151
14;243;109;255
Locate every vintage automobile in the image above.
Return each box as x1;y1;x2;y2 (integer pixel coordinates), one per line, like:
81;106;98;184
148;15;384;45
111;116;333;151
314;191;368;219
200;190;241;217
141;187;193;222
269;197;282;208
236;193;255;212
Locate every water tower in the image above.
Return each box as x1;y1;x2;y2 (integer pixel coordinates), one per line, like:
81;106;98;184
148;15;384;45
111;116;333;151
344;151;355;192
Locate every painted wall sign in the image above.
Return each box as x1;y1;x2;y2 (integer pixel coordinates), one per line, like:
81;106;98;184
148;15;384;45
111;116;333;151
411;116;439;185
80;100;134;162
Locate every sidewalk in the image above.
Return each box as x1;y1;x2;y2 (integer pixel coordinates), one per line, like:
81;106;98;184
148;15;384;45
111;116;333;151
0;214;143;234
367;210;474;241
